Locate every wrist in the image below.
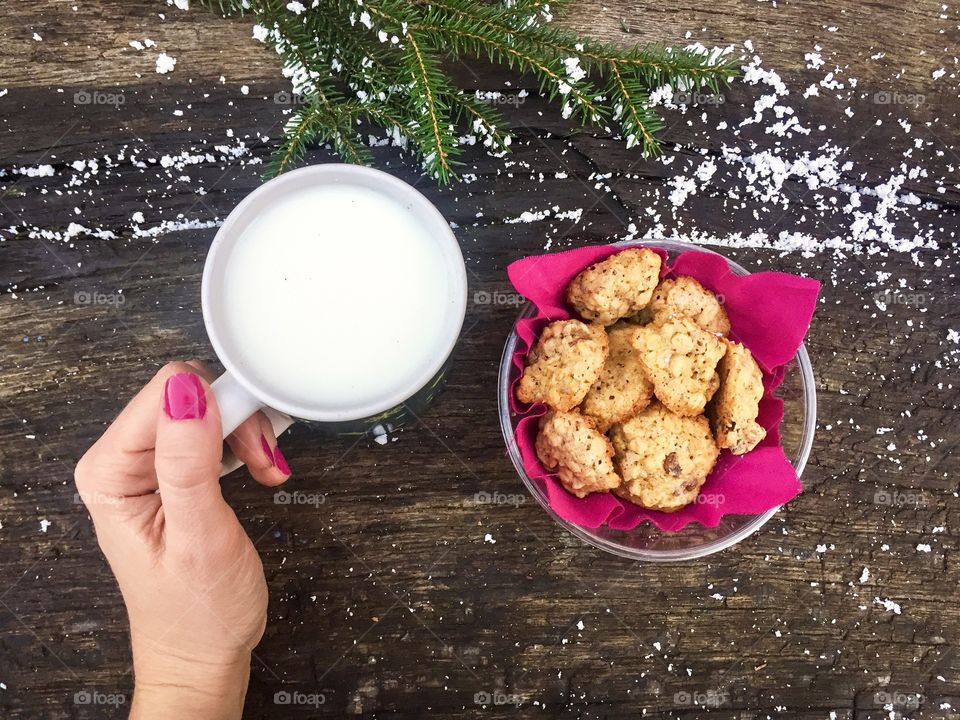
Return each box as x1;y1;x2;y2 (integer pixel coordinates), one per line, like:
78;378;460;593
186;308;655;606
131;642;251;720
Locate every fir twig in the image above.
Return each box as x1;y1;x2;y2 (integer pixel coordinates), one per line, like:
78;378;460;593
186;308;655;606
402;32;459;182
197;0;738;183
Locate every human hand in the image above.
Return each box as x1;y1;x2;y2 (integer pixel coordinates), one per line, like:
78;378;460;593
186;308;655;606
75;361;292;719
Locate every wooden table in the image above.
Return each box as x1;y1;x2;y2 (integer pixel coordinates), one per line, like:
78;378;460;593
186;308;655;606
1;1;957;717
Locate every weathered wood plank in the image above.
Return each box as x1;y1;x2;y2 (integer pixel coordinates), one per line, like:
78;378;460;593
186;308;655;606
0;1;958;719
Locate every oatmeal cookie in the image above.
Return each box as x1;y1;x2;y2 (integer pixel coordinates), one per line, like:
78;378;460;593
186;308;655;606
632;317;727;416
517;320;608;411
565;248;662;325
645;276;730;335
710;339;767;454
580;323;654;432
609;403;719;512
535;410;622;498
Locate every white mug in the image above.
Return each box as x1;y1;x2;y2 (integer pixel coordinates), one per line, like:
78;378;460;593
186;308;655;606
201;164;467;473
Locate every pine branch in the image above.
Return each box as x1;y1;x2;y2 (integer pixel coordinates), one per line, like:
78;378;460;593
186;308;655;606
450;92;511;153
265;92;372;176
411;16;607;123
422;0;737;91
197;0;737;184
266;105;328;177
606;63;663;156
401;32;460;182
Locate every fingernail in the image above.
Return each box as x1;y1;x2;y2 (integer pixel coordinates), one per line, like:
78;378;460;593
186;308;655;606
163;372;207;420
260;434;275;466
273;445;291;476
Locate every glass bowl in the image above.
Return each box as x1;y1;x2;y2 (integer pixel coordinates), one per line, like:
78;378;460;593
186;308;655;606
497;239;816;561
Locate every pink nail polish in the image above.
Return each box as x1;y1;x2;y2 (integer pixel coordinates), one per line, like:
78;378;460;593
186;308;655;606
273;445;291;475
260;434;275;466
162;372;207;420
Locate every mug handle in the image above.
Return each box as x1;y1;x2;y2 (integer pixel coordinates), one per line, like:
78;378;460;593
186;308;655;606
211;372;295;477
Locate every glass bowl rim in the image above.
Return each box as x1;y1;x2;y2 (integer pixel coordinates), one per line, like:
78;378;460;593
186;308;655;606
497;238;817;562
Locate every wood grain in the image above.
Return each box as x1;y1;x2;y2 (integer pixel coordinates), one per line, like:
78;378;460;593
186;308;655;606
0;1;958;719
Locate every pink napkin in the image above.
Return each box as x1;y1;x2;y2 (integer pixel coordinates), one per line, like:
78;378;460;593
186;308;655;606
507;244;820;532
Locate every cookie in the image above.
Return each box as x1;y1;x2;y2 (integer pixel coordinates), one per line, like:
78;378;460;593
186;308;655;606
632;317;727;416
710;339;767;454
645;276;730;336
535;410;622;498
565;248;662;326
609;403;719;512
517;320;608;411
580;323;654;432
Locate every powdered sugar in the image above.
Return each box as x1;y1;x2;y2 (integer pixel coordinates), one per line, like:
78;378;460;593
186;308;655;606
155;52;177;74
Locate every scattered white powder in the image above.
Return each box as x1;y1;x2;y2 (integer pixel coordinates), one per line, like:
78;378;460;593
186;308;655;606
155;52;177;74
131;218;221;239
563;57;586;83
371;423;389;445
804;50;824;70
693;159;716;184
14;164;55;177
667;176;697;206
874;597;902;615
916;543;932;553
504;206;582;225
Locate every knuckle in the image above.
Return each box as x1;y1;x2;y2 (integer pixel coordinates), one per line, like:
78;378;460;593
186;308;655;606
156;450;219;487
73;450;98;493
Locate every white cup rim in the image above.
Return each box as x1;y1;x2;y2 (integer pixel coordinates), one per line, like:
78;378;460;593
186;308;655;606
201;164;467;423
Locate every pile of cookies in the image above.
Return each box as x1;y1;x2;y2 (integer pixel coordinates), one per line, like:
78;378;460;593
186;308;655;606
516;248;767;513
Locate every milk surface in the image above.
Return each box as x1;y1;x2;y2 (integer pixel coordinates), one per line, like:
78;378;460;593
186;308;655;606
220;183;455;413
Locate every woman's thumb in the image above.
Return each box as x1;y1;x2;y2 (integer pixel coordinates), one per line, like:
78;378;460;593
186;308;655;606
155;372;227;535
